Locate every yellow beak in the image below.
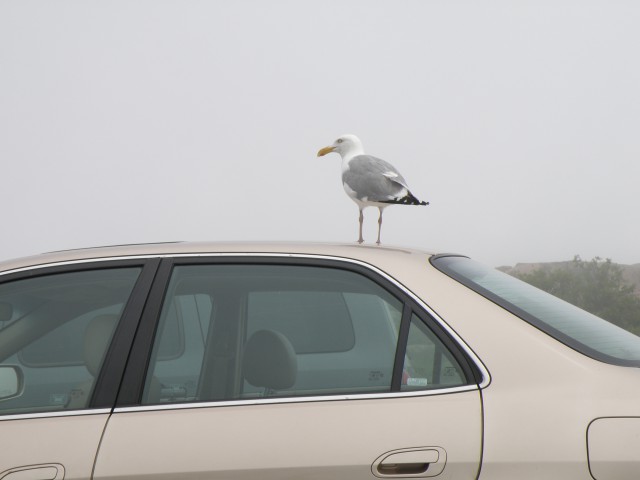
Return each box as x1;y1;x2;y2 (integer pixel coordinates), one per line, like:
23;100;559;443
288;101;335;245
317;146;335;157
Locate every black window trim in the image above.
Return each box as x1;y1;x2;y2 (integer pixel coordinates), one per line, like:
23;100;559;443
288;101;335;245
91;258;162;407
391;302;413;391
116;258;174;406
116;254;488;408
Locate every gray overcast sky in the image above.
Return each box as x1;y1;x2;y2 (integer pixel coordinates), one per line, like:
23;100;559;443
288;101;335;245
1;1;639;267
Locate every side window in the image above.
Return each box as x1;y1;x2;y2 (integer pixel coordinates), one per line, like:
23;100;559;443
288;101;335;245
0;268;141;415
143;263;470;405
243;290;401;397
401;314;467;390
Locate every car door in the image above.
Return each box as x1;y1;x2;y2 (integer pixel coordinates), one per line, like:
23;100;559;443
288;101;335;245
0;261;157;480
95;257;484;480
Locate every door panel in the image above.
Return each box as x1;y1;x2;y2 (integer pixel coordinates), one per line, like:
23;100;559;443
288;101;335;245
96;259;483;479
95;391;481;479
0;414;110;479
0;262;156;478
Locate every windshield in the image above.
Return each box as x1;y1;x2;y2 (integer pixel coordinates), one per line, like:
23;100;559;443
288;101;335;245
432;255;640;367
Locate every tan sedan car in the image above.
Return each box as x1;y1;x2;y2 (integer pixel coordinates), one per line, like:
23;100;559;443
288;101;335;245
0;242;639;480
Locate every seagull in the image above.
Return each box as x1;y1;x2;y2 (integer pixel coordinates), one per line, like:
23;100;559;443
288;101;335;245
317;134;429;245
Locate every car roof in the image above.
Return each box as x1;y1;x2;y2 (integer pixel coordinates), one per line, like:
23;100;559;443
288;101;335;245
0;242;443;274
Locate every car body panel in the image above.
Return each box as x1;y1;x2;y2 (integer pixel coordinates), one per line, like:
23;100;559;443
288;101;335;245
95;392;482;480
0;242;433;275
0;412;110;479
406;259;640;479
1;242;640;479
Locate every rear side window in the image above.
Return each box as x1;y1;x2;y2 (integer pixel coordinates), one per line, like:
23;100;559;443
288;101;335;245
143;262;475;405
432;255;640;367
0;268;142;414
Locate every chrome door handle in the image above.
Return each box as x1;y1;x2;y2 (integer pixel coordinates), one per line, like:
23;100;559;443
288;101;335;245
373;447;446;477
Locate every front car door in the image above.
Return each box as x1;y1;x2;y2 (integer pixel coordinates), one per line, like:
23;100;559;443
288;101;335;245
0;260;156;480
95;256;485;479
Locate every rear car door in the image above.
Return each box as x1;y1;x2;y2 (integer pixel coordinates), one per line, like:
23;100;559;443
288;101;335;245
95;256;485;479
0;260;157;480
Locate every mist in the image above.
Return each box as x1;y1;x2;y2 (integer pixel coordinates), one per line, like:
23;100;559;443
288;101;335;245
1;1;639;267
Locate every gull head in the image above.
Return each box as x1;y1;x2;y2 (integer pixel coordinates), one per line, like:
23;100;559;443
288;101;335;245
317;134;364;160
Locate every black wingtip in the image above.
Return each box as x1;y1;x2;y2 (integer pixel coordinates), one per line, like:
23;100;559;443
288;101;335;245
381;193;429;206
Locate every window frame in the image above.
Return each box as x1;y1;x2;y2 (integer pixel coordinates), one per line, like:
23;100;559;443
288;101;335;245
116;254;485;409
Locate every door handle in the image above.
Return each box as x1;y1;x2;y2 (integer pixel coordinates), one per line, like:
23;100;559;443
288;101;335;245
372;447;446;477
0;464;65;480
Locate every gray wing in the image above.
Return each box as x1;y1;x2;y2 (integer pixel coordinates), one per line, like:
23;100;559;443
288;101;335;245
342;155;410;202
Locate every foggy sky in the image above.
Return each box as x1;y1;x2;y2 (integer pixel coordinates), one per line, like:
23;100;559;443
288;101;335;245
1;1;639;267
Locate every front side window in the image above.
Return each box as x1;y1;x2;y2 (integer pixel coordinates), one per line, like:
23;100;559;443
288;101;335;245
143;262;474;405
0;267;142;415
432;255;640;366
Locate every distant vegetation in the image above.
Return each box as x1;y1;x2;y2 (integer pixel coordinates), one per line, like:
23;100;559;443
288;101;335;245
506;256;640;335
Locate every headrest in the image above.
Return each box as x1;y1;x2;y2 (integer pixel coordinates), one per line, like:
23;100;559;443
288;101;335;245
84;314;118;376
243;330;297;391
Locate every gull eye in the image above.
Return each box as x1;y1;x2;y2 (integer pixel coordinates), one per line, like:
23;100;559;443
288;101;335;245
337;138;344;144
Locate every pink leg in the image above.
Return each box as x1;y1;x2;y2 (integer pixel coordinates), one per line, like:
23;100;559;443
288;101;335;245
358;208;364;244
376;208;383;245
